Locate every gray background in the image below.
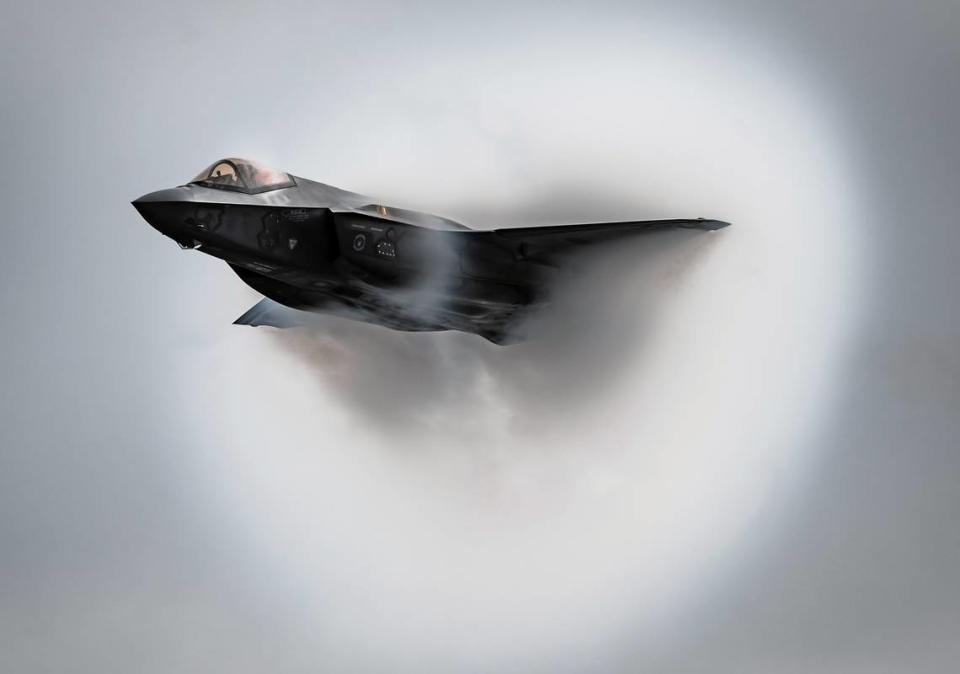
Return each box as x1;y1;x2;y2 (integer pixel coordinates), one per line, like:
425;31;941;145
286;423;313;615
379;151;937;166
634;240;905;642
2;1;958;672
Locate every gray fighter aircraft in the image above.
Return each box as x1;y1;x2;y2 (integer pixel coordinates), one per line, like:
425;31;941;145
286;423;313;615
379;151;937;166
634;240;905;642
133;158;728;343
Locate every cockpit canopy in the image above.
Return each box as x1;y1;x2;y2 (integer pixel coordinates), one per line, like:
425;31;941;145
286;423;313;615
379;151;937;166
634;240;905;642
190;158;295;194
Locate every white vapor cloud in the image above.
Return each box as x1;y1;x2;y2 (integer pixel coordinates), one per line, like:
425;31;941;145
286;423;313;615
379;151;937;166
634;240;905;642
177;20;865;670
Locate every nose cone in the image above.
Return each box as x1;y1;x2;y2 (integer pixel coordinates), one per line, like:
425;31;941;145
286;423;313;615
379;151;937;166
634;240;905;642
132;188;189;236
132;195;166;234
131;187;198;248
132;187;182;212
132;187;188;207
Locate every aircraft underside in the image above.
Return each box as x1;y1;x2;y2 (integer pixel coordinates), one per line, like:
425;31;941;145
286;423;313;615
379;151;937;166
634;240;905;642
228;262;534;343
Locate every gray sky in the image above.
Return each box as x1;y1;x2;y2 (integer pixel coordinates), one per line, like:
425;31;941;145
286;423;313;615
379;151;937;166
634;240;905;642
2;2;959;672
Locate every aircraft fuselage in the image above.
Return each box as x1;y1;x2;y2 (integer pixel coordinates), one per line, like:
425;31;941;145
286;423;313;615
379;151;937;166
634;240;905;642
133;158;727;343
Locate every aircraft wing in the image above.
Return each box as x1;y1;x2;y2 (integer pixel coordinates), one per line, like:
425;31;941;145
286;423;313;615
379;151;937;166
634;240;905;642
488;218;728;263
233;298;310;328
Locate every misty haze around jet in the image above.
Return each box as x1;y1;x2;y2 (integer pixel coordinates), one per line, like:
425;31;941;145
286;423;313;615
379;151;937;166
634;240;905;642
2;2;958;673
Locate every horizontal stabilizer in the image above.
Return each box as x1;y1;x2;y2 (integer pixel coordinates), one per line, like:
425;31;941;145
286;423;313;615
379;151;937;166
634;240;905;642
233;298;311;329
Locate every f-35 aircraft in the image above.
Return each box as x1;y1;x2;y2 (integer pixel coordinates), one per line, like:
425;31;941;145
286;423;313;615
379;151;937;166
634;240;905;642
133;158;728;343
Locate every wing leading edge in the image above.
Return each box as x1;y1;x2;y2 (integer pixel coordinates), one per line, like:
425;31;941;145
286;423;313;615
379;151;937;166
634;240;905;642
496;215;726;246
482;218;728;264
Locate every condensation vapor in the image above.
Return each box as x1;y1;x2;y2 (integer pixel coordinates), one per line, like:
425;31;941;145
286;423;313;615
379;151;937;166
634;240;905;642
185;20;864;673
273;227;718;436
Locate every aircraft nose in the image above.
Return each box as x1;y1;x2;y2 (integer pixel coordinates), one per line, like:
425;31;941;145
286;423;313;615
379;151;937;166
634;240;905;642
132;192;166;231
132;187;183;212
132;188;192;241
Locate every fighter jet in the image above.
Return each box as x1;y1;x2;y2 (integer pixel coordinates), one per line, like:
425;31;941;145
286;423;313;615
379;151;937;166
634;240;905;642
133;158;728;343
